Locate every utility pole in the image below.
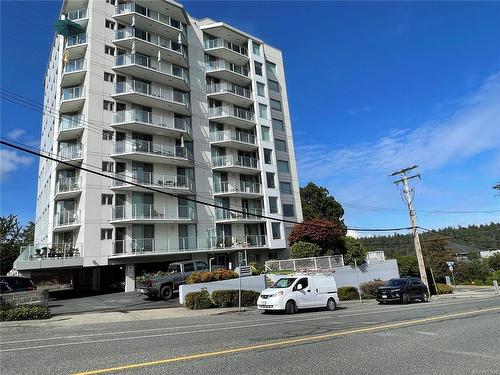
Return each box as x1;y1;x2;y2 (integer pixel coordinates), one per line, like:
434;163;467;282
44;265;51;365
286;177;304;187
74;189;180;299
391;165;430;293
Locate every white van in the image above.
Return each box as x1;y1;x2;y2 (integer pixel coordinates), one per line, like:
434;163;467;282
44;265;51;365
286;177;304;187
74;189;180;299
257;274;339;314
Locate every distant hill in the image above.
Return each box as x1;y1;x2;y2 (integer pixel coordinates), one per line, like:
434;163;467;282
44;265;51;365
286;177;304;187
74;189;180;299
360;222;500;258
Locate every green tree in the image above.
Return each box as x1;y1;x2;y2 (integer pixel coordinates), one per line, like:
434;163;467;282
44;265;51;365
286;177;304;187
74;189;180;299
341;236;367;265
289;241;322;259
288;218;346;254
422;235;456;283
485;253;500;271
454;260;489;284
395;254;419;277
300;182;345;228
0;215;34;275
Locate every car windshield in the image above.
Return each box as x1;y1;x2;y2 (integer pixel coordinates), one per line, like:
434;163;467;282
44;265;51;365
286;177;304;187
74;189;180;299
271;278;297;288
168;264;181;273
384;279;406;287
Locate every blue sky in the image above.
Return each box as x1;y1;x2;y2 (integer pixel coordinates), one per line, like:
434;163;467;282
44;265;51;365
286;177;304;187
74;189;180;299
1;1;499;233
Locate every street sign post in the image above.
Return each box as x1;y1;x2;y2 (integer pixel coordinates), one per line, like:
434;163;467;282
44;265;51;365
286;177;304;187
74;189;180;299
446;261;455;285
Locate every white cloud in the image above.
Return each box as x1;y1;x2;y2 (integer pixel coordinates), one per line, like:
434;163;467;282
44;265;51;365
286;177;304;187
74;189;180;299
6;128;26;140
0;149;33;182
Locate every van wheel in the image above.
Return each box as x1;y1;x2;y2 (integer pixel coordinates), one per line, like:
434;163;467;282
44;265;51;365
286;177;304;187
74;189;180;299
285;300;296;314
160;285;173;300
326;298;337;311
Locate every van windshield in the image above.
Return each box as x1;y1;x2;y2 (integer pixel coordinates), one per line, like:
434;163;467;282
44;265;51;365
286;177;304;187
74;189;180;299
271;278;297;288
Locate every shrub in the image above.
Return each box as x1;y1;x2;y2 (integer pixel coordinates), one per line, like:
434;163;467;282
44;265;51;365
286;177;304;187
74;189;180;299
360;280;385;298
454;260;489;284
289;241;322;259
136;271;171;283
486;270;500;285
249;262;264;275
211;290;260;308
0;305;51;321
187;270;238;284
486;253;500;271
184;291;214;310
338;286;359;301
288;218;346;251
435;283;453;295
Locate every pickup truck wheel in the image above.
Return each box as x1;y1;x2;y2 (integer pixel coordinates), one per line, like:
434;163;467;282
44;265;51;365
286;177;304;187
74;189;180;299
326;298;337;311
160;285;173;300
285;300;296;314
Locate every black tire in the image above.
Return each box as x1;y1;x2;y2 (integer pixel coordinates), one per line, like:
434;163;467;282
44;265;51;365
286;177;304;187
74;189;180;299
285;300;296;314
326;298;337;311
378;301;385;304
159;285;173;300
402;292;409;304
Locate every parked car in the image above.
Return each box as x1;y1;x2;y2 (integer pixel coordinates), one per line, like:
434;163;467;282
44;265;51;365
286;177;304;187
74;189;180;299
0;282;14;294
0;276;37;292
135;260;208;300
376;277;429;304
257;274;339;314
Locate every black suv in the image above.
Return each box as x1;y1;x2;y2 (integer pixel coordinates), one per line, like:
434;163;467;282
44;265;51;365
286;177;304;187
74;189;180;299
0;276;37;293
376;277;429;304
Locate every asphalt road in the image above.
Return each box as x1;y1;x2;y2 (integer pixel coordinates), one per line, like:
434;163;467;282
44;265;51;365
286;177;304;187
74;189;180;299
1;296;499;375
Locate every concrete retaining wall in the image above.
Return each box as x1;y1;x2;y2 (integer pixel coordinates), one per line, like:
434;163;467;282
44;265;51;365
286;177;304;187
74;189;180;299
333;260;400;287
0;289;49;308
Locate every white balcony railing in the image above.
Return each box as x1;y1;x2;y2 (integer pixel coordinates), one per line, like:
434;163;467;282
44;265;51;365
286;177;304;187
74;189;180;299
208;106;255;122
60;114;84;131
61;86;85;101
111;204;197;221
206;82;251;99
113;109;192;136
58;145;82;160
115;80;190;109
205;59;249;77
204;38;248;56
113;172;194;191
215;207;263;221
56;176;81;194
212;155;258;169
210;130;256;145
214;181;261;194
67;33;87;47
67;8;87;20
113;140;192;161
54;209;80;226
64;59;86;73
115;54;189;85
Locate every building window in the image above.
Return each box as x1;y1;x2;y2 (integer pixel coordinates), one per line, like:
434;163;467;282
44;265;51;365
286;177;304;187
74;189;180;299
105;45;115;55
268;79;280;93
271;222;281;239
272;119;284;132
101;194;113;205
106;0;116;5
104;72;114;82
280;182;292;194
264;148;273;165
275;139;286;152
102;162;113;172
102;130;113;140
105;19;115;29
101;228;113;240
254;61;263;76
266;172;275;188
252;41;261;56
259;103;268;119
103;100;114;111
277;160;289;173
270;99;282;111
257;82;265;97
261;126;270;141
266;61;277;75
282;204;295;217
269;197;278;214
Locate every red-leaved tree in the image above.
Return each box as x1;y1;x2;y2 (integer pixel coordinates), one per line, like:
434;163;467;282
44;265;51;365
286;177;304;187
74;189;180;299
288;218;347;254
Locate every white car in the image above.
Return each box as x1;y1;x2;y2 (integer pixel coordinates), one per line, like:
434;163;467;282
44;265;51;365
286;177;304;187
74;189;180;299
257;274;339;314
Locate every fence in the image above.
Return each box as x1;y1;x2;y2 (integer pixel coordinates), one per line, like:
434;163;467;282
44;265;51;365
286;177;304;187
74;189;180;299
265;255;345;272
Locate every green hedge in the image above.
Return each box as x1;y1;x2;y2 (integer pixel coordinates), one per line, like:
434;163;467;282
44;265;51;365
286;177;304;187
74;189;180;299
185;289;260;310
338;286;360;301
0;305;51;321
187;269;238;284
184;291;214;310
360;280;385;298
435;283;453;295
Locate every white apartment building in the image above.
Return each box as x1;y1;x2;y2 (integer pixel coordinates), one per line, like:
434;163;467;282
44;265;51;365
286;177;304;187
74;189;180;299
14;0;302;292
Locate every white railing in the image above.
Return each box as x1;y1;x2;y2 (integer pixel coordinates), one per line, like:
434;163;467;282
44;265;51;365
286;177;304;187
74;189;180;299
58;145;82;160
56;176;81;194
210;130;256;145
18;243;83;261
205;59;249;77
67;8;87;20
366;251;386;264
208;106;255;122
115;80;190;109
265;256;345;272
204;38;248;56
60;114;84;131
67;33;87;47
64;59;86;73
212;155;258;169
113;140;192;161
113;172;194;191
206;82;251;98
115;54;189;85
111;204;197;221
215;207;263;221
113;109;192;136
214;181;261;194
54;209;80;226
61;86;85;101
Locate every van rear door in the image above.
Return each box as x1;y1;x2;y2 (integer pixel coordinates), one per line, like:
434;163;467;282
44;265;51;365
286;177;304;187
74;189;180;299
314;276;337;306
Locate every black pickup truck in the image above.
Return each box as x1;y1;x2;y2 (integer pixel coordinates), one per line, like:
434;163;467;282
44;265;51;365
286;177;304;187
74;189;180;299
135;260;208;300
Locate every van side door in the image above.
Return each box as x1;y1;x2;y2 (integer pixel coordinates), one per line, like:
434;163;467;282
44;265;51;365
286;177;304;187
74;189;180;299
292;277;314;308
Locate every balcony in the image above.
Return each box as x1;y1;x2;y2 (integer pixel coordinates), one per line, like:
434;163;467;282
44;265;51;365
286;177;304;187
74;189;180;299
204;38;249;65
62;58;87;87
113;54;189;91
212;155;260;174
58;114;84;141
112;109;192;139
214;181;262;198
57;145;83;169
208;105;255;129
210;130;257;151
55;176;82;199
111;172;194;194
114;27;188;68
66;7;88;28
215;207;264;224
114;2;186;42
111;140;193;166
60;86;85;113
110;204;197;224
14;243;83;271
110;235;267;257
205;59;251;86
206;82;253;107
65;33;87;60
113;80;190;115
53;210;81;232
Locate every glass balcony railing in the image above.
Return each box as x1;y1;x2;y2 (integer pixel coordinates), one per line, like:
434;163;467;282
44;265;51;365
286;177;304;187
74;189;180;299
61;86;85;101
56;176;81;194
115;80;190;109
64;59;86;73
208;106;255;122
67;8;88;21
18;243;82;261
214;181;261;194
205;59;249;77
215;207;263;221
113;140;193;161
206;82;251;99
60;114;84;131
67;33;87;47
111;204;197;221
113;109;192;136
54;209;80;226
210;130;256;145
204;38;248;56
113;172;194;191
58;145;82;160
115;54;189;85
212;155;258;169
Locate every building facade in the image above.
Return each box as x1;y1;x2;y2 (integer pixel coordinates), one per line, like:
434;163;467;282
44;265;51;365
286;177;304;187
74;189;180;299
15;0;302;291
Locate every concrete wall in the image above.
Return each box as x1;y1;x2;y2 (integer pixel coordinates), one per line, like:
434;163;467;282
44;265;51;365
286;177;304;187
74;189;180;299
179;274;266;304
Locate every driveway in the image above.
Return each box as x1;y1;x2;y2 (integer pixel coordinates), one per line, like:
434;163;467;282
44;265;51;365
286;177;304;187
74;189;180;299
48;290;181;315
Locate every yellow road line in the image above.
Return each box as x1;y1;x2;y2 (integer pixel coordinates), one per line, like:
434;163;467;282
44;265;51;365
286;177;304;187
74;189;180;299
72;306;500;375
